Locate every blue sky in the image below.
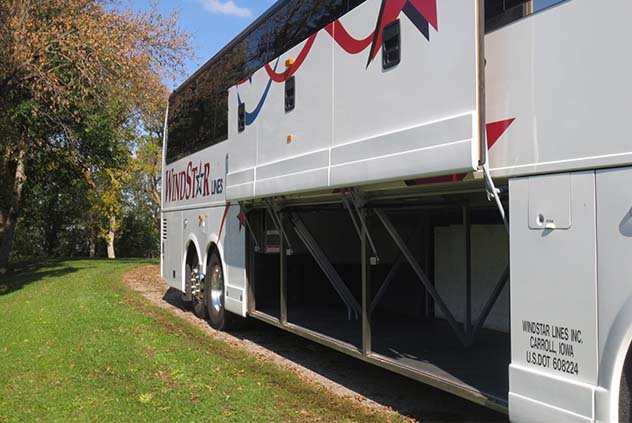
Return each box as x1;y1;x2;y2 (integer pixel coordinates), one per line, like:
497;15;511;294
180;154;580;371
133;0;277;90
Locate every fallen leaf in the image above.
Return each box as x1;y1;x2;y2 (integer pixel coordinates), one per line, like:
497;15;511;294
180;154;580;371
139;393;154;404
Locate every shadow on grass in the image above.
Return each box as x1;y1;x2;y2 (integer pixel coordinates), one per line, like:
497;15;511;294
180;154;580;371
0;260;81;297
160;287;506;423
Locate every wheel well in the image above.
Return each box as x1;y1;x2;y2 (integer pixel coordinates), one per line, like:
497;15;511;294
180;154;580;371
185;242;198;267
206;242;219;269
620;343;632;422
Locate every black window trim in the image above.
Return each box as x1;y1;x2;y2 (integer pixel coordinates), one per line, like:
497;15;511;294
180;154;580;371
485;0;570;34
167;1;368;164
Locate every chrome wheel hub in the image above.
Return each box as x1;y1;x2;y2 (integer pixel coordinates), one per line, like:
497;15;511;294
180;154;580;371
190;267;204;301
209;265;223;313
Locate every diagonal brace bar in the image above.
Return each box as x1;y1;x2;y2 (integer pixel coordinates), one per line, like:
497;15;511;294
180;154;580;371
374;208;467;343
341;193;363;240
350;189;379;262
289;212;361;319
265;199;293;253
369;226;422;313
239;203;260;252
369;254;405;313
341;190;379;262
469;265;510;343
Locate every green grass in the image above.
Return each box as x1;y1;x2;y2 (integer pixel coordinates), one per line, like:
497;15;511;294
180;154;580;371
0;260;402;422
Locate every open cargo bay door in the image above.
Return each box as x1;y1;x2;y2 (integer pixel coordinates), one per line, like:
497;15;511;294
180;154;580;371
226;0;485;201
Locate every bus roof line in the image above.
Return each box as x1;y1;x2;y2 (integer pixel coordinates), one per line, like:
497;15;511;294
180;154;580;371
172;0;287;97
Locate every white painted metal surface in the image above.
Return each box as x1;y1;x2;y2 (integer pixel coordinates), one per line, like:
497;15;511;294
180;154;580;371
329;0;480;188
594;167;632;422
162;141;247;316
486;0;632;178
509;171;598;421
226;0;482;200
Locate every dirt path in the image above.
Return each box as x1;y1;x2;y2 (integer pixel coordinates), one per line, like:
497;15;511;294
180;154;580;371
124;265;506;422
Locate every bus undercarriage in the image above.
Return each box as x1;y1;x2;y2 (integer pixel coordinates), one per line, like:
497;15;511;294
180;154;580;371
245;183;510;412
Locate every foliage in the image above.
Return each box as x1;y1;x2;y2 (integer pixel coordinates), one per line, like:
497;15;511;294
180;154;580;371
0;260;401;422
10;155;92;260
9;123;163;260
0;0;191;265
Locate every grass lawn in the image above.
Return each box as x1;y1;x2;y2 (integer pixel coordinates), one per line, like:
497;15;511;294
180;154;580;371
0;260;402;422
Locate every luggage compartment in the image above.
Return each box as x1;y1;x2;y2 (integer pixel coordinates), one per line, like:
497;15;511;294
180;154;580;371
246;186;510;409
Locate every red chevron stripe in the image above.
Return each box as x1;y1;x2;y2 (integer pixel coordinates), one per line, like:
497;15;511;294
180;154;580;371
486;118;515;148
409;0;438;30
325;21;374;54
369;0;408;62
217;202;231;241
406;118;515;187
264;33;318;83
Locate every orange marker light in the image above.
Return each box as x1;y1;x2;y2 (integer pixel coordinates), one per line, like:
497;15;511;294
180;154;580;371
287;135;293;143
285;58;295;68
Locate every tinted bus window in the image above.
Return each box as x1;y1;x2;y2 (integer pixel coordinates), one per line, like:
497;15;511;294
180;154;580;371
166;0;368;164
533;0;566;12
485;0;529;32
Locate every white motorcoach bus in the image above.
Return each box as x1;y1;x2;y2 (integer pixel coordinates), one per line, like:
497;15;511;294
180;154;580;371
161;0;632;420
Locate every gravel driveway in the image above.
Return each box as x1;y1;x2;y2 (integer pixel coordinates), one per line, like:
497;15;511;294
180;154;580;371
124;265;506;422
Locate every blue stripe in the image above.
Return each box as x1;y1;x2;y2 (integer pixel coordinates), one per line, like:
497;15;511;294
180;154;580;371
238;59;279;127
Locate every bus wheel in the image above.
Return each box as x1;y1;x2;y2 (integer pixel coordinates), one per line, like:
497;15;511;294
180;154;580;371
620;344;632;422
205;252;232;331
188;263;207;319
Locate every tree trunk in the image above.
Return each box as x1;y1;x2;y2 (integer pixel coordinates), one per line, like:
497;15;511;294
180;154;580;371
88;235;96;258
0;148;27;273
107;214;116;259
0;209;5;240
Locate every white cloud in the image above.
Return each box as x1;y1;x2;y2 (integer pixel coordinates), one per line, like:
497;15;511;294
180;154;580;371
198;0;253;18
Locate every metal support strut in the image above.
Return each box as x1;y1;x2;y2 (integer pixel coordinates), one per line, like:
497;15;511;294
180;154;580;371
483;163;509;232
374;208;467;344
288;212;361;320
464;205;472;340
470;265;509;341
369;227;421;314
360;207;509;347
238;202;261;252
265;198;293;254
341;189;380;263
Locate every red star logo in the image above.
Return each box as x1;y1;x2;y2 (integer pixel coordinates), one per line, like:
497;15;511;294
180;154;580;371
237;208;247;232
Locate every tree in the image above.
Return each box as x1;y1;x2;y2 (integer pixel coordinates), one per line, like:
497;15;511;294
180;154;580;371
0;0;190;271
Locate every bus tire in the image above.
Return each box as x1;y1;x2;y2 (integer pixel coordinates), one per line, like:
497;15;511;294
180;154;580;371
188;263;208;319
621;344;632;422
205;251;232;331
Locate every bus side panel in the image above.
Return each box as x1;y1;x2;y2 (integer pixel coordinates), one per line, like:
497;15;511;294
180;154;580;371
509;171;598;421
330;0;479;187
226;69;263;200
594;167;632;422
163;142;228;210
221;203;247;317
162;210;183;290
486;0;632;177
254;34;333;198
